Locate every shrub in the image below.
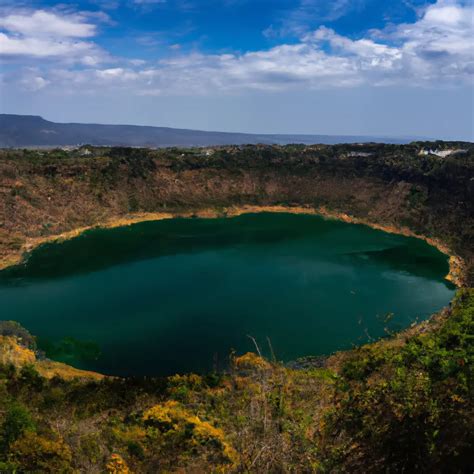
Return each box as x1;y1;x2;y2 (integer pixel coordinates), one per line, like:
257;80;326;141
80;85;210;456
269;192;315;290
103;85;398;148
0;321;36;350
233;352;272;374
106;453;130;474
9;432;72;472
19;363;44;390
0;403;36;451
143;401;238;466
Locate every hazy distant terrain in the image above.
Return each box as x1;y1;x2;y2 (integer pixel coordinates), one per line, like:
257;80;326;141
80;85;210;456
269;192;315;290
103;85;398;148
0;114;419;148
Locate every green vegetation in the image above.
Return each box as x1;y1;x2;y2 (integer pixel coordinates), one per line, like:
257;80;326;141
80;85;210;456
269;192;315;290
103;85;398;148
0;402;36;452
0;142;472;471
320;289;473;472
0;290;471;472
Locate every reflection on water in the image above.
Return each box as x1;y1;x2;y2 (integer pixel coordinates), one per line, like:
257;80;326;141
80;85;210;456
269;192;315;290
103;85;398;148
345;244;450;281
38;337;101;365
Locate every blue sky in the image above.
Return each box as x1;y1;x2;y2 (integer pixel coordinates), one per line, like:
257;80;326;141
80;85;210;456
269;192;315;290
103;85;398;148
0;0;473;139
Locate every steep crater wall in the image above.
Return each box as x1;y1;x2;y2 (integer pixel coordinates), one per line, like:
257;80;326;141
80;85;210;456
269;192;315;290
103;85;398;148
0;143;472;285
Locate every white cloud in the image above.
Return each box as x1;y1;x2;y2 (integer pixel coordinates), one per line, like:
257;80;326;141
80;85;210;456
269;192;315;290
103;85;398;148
3;0;473;95
306;27;402;72
0;10;96;38
396;1;473;57
20;73;50;91
423;3;465;25
0;9;108;64
0;33;99;59
377;0;474;81
78;1;472;94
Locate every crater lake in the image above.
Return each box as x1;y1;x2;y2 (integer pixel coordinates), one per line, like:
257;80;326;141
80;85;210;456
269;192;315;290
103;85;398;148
0;213;455;376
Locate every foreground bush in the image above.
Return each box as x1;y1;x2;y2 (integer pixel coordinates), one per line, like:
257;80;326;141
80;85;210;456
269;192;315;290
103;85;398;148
0;290;471;472
320;289;474;472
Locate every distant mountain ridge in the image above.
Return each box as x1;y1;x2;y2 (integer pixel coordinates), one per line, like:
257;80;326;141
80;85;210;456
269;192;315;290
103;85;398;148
0;114;420;147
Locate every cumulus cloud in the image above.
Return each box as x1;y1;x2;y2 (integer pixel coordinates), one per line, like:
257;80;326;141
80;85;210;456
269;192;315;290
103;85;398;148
0;10;97;37
0;9;107;64
4;0;473;95
306;27;403;72
387;0;474;79
25;45;359;96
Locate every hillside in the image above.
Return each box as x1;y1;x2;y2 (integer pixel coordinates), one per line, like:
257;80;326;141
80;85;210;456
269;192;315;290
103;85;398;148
0;115;419;148
1;142;472;284
0;142;472;472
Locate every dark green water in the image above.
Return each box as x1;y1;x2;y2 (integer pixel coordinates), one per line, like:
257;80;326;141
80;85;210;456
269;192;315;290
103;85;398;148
0;213;454;376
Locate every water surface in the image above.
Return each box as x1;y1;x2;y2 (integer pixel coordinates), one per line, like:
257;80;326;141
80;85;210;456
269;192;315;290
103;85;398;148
0;213;454;376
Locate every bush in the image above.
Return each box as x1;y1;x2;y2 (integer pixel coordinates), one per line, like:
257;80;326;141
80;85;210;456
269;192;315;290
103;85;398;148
319;289;474;473
0;403;36;451
0;321;36;350
106;453;130;473
9;432;72;472
19;364;44;390
143;401;238;466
